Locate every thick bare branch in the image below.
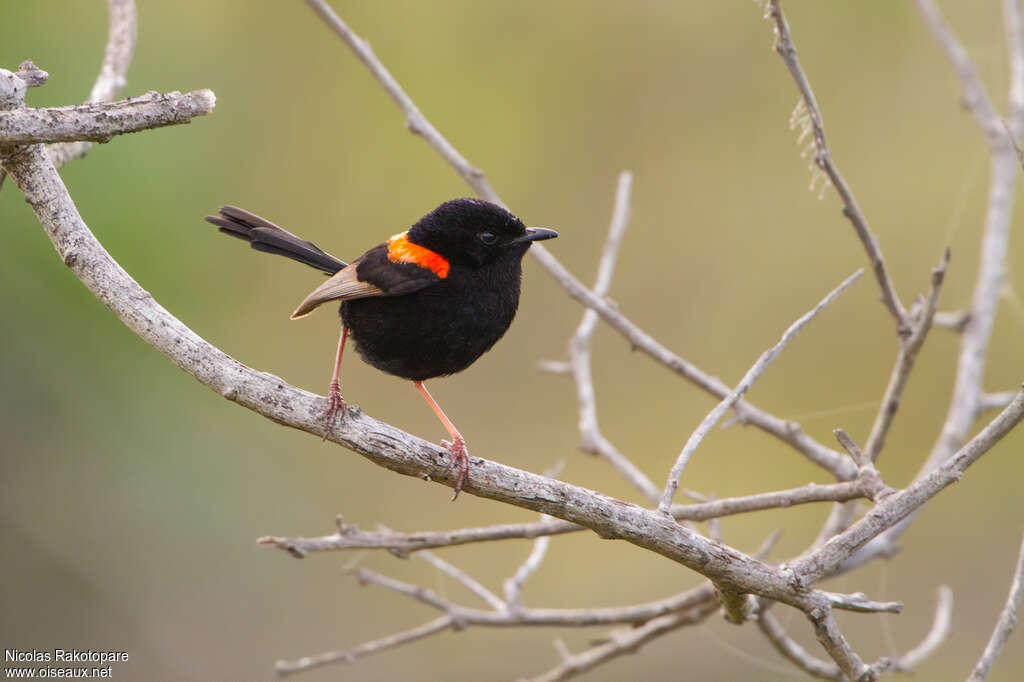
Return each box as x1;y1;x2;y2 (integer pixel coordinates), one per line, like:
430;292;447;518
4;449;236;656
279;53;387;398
967;531;1024;682
0;91;216;145
767;0;909;332
658;269;863;513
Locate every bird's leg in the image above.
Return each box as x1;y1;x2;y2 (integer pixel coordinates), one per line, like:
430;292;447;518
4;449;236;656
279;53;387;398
414;381;469;500
323;325;348;440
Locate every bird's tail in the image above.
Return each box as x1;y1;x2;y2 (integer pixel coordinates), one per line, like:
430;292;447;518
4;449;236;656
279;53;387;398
204;206;347;275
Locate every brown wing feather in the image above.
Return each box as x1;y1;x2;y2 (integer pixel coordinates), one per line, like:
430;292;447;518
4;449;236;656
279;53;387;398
290;264;384;319
290;241;444;319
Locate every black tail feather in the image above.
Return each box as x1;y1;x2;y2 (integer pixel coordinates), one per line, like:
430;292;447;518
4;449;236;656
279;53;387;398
204;206;347;275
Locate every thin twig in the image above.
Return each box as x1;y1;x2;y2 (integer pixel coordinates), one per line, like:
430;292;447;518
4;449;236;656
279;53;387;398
912;0;1008;145
276;616;453;675
863;249;949;463
504;523;553;607
757;609;843;681
658;269;863;513
967;530;1024;682
566;171;661;502
522;601;720;682
49;0;138;168
259;479;875;557
304;0;500;204
417;550;505;612
891;586;953;672
768;0;910;333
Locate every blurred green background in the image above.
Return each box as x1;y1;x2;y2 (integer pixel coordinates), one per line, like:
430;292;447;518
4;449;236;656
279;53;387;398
2;1;1022;680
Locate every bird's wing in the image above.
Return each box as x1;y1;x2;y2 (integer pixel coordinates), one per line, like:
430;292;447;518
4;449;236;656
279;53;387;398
290;242;442;319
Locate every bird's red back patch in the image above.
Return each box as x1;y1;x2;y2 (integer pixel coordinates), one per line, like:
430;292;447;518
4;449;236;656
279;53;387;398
387;232;450;278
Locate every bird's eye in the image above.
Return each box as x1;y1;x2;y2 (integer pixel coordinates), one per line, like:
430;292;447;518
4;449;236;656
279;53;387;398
478;232;497;245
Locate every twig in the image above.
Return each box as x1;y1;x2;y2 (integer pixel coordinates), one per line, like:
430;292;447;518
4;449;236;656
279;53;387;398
912;0;1008;145
967;530;1024;682
933;310;970;331
504;524;553;607
767;0;910;333
658;269;862;513
49;0;138;169
0;90;216;144
417;550;505;612
757;609;843;681
863;249;949;463
259;479;876;557
891;586;953;672
304;0;500;204
566;171;661;502
980;390;1018;413
276;616;453;675
522;601;720;682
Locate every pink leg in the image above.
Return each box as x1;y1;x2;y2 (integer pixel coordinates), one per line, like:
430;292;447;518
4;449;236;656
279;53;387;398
414;381;469;500
323;325;348;440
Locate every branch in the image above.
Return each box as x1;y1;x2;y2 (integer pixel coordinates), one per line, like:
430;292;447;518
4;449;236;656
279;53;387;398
0;91;216;145
891;586;953;673
7;138;927;632
757;609;843;680
276;616;453;675
305;0;856;483
563;171;661;502
767;0;909;333
49;0;137;168
794;389;1024;583
967;530;1024;682
913;0;1024;476
504;523;553;607
416;550;505;612
658;269;862;513
259;480;876;557
912;0;1009;145
845;0;1024;568
523;601;720;682
863;249;949;462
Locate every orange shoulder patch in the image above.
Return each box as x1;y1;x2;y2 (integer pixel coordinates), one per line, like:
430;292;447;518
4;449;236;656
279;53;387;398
386;232;450;278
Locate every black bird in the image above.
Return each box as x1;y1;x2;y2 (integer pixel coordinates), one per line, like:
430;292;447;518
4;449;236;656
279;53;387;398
205;199;557;497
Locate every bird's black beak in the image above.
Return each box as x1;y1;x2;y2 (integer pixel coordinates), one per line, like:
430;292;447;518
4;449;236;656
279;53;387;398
514;227;559;244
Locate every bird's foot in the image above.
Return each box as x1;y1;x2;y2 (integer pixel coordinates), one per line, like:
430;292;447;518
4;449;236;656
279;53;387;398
323;380;346;441
440;436;470;500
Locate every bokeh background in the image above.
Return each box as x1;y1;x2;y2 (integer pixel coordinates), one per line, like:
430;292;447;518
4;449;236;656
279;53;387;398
2;1;1023;680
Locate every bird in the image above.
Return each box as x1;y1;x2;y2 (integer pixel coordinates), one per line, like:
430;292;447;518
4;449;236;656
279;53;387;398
204;198;558;498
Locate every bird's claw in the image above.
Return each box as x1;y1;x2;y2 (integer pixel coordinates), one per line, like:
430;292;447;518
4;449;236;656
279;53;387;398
442;436;470;501
323;381;346;441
